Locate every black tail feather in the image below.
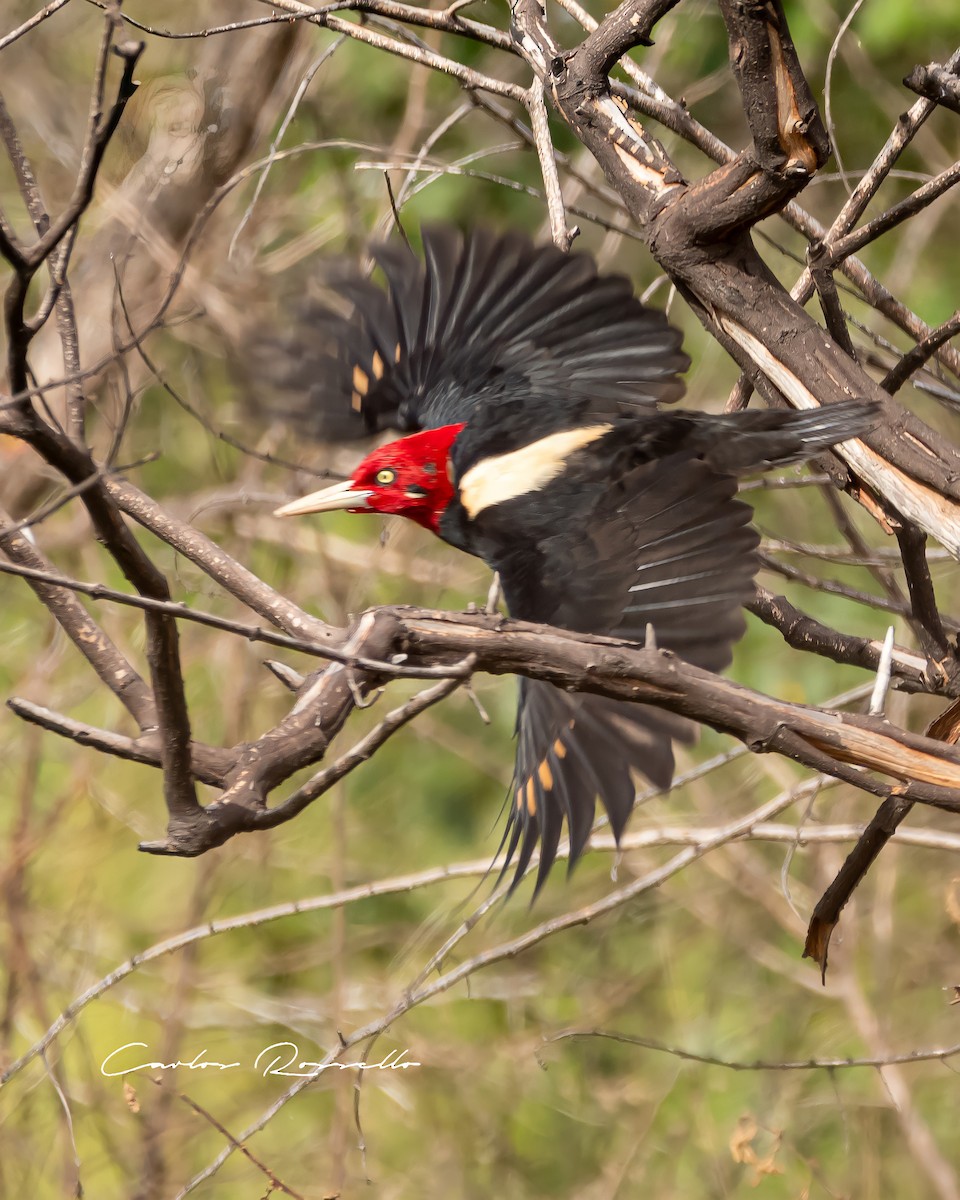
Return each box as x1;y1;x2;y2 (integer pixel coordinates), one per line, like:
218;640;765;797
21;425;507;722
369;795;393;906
699;400;879;474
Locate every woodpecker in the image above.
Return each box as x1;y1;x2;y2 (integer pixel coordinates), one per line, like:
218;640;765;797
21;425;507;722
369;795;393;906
271;226;875;893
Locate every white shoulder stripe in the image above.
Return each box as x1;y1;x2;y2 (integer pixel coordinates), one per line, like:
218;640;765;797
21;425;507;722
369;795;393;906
459;425;612;518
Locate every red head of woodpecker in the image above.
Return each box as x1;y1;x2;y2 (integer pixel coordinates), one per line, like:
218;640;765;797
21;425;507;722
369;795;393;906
275;424;465;535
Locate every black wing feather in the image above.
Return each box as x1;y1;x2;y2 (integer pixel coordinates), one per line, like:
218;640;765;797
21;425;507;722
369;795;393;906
456;405;875;890
476;452;760;890
256;226;689;440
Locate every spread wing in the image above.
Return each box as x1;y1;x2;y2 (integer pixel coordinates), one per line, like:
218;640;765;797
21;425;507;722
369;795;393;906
472;453;760;893
253;226;689;439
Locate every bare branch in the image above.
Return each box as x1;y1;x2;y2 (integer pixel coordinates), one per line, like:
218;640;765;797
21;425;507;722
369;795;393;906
803;792;915;980
105;477;336;644
7;698;232;787
525;84;577;250
0;0;70;51
24;39;144;272
904;59;960;116
747;587;946;696
0;511;155;726
10;796;960;1090
819;160;960;270
574;0;680;79
263;0;523;101
543;1026;960;1072
883;311;960;395
0;553;473;677
895;520;950;658
257;672;469;827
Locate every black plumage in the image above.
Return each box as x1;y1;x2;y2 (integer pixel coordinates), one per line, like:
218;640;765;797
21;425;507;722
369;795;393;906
264;226;690;439
270;226;877;892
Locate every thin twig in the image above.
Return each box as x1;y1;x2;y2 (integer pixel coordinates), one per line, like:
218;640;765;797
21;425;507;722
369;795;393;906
258;674;470;826
0;0;71;52
228;34;348;260
542;1027;960;1072
525;84;577;250
145;1078;306;1200
883;311;960;394
0;556;474;678
868;627;896;716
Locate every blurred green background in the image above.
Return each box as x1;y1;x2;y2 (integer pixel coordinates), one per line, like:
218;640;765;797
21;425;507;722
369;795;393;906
1;1;960;1197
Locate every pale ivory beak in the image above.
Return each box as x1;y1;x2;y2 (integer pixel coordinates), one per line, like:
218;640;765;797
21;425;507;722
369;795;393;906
274;481;373;518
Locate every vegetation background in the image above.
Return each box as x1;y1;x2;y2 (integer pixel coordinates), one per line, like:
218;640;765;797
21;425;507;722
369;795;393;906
1;1;959;1197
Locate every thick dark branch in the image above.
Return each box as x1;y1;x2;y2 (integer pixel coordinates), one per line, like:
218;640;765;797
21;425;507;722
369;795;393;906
711;315;960;548
20;601;960;858
882;312;960;395
392;609;960;813
747;588;950;696
606;60;960;380
792;48;960;378
719;0;829;180
804;793;914;980
649;0;829;243
759;549;959;631
31;525;954;867
574;0;680;80
510;0;960;553
904;60;960;116
0;207;21;264
0;96;42;387
894;521;951;659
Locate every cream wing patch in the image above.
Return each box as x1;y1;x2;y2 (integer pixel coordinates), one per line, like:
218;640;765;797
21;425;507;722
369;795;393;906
459;425;612;518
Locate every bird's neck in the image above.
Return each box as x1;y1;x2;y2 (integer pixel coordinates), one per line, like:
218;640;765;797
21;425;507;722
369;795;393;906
392;423;465;536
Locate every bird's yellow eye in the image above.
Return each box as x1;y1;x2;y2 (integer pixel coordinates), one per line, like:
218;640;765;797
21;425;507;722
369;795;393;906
375;468;397;485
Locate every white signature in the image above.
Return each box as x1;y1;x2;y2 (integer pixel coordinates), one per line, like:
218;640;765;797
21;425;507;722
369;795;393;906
100;1041;420;1078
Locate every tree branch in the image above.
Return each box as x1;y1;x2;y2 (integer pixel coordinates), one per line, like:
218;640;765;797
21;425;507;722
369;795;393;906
0;511;155;726
904;59;960;116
